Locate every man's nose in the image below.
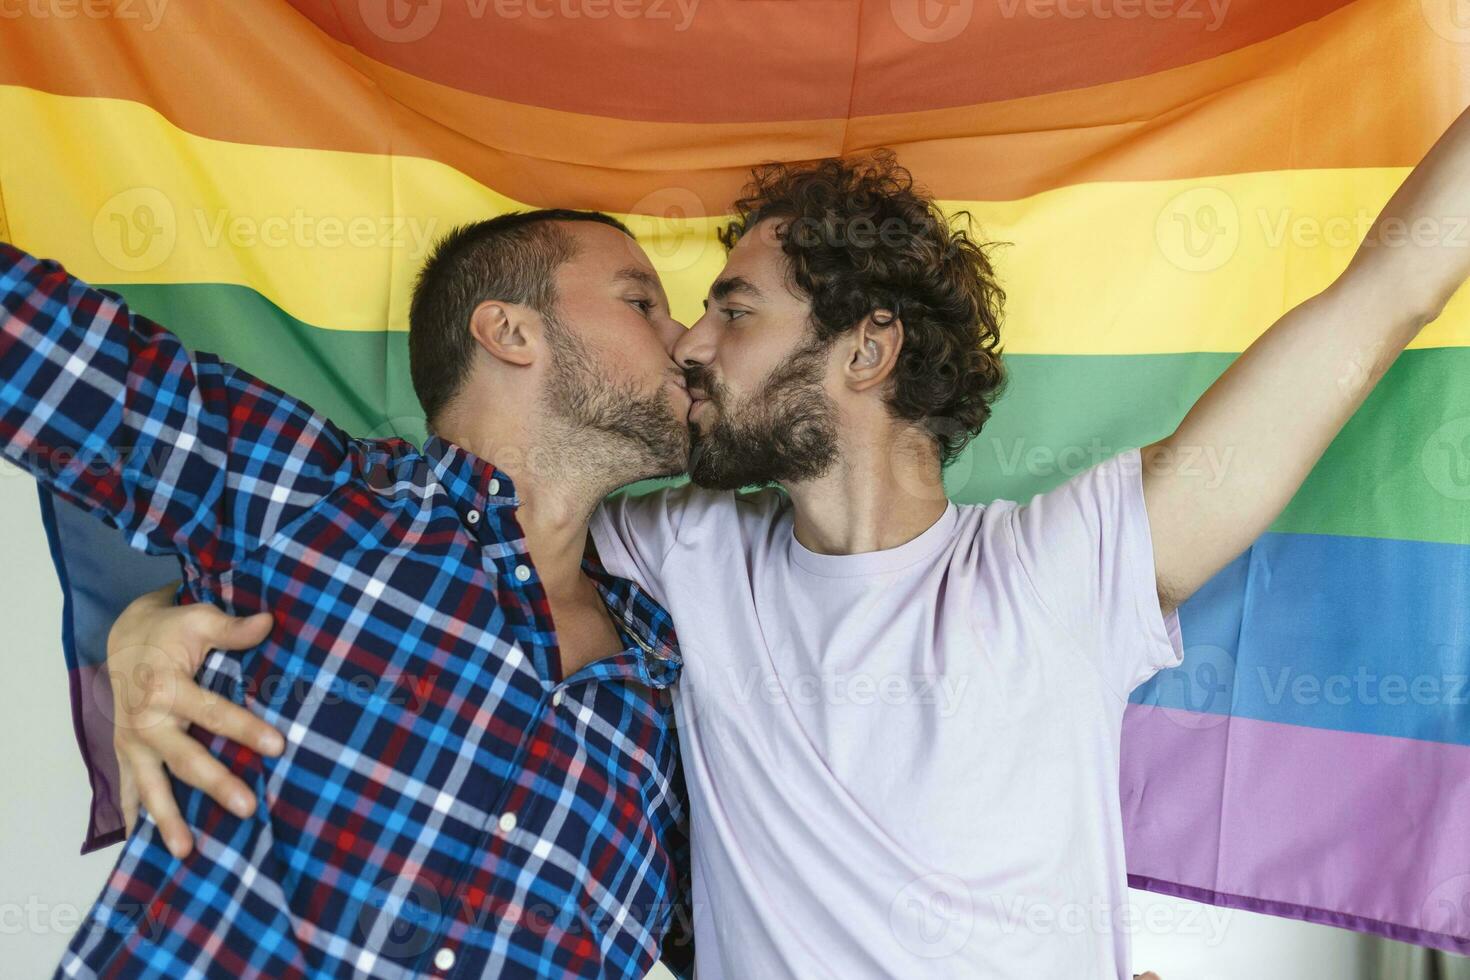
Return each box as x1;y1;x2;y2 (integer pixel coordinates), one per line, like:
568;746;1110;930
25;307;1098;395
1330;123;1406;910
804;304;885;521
653;314;687;357
672;310;716;368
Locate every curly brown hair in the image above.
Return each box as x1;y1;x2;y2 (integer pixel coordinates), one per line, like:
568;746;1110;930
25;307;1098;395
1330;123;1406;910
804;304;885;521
717;152;1008;465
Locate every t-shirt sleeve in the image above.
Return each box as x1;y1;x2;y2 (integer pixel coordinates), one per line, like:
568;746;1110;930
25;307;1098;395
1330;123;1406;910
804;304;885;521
1006;446;1185;695
591;484;702;608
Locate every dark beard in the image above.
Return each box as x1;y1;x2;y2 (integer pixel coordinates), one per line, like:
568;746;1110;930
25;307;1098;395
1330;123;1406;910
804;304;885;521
686;337;839;491
543;315;689;478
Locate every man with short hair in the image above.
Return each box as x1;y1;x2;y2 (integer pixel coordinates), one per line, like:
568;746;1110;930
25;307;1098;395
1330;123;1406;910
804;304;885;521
91;101;1470;978
0;210;699;978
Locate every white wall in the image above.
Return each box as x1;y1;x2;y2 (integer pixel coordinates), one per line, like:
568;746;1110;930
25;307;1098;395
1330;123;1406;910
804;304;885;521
0;466;1366;978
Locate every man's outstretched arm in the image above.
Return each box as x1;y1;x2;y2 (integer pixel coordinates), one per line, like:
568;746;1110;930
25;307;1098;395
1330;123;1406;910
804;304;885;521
1142;103;1470;611
0;242;351;572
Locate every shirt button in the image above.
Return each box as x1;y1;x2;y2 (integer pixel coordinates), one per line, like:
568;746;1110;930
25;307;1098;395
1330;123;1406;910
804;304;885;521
465;509;480;525
551;689;564;708
433;947;456;971
514;564;531;583
488;478;500;495
498;812;518;834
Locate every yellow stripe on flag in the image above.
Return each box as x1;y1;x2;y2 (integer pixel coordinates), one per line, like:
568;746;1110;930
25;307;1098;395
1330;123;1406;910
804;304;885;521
3;86;1466;352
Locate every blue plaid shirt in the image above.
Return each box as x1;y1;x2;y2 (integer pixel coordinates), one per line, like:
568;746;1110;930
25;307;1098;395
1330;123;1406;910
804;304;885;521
0;243;693;979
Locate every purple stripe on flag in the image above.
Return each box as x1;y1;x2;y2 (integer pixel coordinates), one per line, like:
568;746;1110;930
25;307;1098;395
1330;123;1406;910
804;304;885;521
40;488;180;852
1122;703;1470;954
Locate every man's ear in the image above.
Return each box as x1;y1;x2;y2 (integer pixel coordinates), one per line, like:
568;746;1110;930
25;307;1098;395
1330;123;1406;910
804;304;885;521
845;309;903;392
469;300;538;367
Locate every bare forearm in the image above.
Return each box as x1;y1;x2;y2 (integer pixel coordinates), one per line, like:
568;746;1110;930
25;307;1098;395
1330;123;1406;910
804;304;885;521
1148;286;1405;601
1148;297;1439;604
1342;100;1470;329
1145;103;1470;605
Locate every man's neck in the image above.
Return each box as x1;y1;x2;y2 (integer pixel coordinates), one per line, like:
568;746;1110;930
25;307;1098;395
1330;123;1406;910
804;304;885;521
782;426;950;557
436;417;606;596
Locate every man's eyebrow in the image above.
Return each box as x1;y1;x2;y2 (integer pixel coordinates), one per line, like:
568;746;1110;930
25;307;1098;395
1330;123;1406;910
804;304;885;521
708;275;764;302
615;267;664;294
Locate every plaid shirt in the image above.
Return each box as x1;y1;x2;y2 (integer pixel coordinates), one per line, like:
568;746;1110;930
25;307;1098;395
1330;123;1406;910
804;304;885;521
0;243;693;979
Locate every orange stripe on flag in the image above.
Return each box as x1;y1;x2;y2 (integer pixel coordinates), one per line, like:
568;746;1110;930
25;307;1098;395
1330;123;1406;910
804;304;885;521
283;0;1355;122
0;0;1462;211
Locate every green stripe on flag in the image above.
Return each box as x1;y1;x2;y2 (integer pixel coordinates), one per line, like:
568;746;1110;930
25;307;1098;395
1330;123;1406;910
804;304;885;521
106;282;1470;546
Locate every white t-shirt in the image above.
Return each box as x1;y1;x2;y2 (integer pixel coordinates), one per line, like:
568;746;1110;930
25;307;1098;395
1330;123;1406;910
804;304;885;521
590;447;1184;979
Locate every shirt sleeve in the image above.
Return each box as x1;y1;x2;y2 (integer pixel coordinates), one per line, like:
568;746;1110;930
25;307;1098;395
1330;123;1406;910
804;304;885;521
657;718;696;980
591;484;704;609
1006;445;1185;696
0;243;352;575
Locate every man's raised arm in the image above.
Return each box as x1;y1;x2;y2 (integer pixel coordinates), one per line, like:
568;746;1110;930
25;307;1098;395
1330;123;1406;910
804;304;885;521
1141;104;1470;611
0;242;351;574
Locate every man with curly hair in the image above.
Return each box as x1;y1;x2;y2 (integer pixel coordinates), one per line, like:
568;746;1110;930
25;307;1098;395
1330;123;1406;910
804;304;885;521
590;122;1470;977
101;102;1470;979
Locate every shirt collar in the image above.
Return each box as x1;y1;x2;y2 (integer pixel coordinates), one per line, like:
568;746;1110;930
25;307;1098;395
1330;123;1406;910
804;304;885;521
584;535;683;688
423;436;682;688
422;435;519;514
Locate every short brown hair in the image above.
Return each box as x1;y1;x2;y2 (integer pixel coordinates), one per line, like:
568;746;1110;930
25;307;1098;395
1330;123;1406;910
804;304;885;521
409;210;633;429
718;153;1007;465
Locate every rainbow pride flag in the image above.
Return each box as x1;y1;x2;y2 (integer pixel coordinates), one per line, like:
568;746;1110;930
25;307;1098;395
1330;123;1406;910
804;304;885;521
3;0;1469;954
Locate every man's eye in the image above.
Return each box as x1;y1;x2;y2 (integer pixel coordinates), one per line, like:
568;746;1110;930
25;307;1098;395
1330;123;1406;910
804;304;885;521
723;308;748;322
629;298;654;315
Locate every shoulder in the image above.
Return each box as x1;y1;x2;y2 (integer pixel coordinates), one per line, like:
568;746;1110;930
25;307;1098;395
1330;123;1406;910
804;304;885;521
600;482;786;538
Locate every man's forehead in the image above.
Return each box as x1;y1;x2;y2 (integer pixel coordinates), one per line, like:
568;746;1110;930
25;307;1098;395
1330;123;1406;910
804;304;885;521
709;229;784;298
560;221;664;286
